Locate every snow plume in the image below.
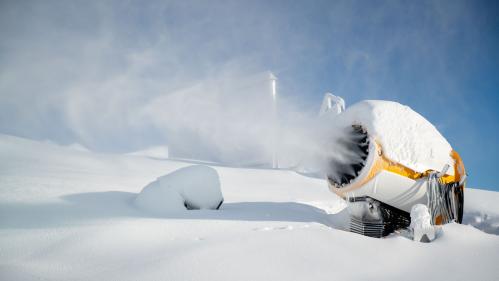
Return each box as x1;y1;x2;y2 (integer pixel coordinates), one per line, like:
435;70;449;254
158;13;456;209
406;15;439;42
0;0;322;160
288;117;366;178
0;0;374;169
63;67;355;168
136;71;353;168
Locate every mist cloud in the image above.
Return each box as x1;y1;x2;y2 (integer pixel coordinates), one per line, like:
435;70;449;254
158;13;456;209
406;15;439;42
0;0;495;175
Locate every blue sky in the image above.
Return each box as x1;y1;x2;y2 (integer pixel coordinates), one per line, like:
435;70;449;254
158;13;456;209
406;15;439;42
0;0;498;190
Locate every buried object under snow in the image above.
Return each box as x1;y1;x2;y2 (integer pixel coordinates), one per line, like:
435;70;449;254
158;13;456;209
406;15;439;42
321;99;466;238
134;165;224;215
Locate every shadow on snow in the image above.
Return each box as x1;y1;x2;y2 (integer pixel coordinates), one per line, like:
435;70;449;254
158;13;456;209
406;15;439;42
0;191;347;230
1;191;496;235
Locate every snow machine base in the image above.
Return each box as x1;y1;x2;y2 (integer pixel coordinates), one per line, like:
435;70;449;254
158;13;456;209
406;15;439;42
347;197;410;238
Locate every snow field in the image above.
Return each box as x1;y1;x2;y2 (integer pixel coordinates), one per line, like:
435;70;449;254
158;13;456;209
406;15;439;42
0;134;498;281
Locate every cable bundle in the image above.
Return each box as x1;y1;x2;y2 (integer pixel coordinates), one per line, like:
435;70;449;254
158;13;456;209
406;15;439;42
427;173;457;224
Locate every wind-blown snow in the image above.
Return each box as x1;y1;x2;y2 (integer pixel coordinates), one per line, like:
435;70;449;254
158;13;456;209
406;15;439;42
333;100;454;174
0;134;497;281
135;165;223;214
127;145;169;159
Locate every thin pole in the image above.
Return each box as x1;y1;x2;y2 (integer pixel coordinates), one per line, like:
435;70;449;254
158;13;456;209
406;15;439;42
269;72;278;169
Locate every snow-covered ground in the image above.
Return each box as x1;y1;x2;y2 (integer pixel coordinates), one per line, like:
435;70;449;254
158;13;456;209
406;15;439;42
0;134;498;281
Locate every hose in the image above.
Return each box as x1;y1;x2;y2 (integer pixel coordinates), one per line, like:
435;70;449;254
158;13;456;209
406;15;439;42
427;172;456;224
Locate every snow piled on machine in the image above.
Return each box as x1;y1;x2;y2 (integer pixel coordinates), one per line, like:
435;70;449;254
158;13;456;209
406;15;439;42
332;100;454;174
135;165;224;215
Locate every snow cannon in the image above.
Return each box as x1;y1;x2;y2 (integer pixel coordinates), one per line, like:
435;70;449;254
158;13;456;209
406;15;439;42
321;98;466;238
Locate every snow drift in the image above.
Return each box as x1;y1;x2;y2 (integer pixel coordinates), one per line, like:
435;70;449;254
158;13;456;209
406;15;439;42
134;165;224;214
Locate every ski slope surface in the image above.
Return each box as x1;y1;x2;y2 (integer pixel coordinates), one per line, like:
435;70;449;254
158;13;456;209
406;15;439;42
0;134;498;281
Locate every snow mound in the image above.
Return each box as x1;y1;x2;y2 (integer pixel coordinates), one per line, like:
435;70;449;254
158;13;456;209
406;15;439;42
463;188;499;235
134;165;223;215
334;100;454;174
